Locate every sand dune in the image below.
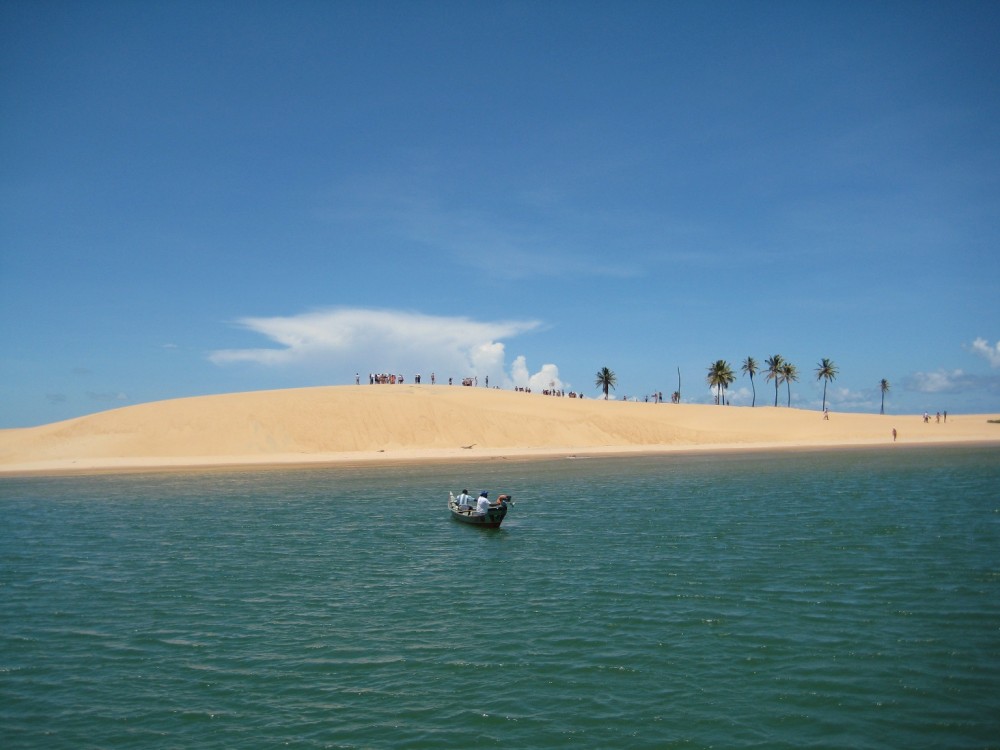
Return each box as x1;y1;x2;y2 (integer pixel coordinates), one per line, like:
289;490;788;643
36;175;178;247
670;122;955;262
1;385;997;474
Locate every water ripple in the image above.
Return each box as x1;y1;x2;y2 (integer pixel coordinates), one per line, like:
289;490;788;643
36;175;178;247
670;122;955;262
2;446;999;748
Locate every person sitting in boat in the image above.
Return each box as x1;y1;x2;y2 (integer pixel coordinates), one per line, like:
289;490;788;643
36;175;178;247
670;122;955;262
455;489;472;510
476;491;491;514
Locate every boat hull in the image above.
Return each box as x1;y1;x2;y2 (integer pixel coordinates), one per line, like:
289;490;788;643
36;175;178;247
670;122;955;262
448;493;509;528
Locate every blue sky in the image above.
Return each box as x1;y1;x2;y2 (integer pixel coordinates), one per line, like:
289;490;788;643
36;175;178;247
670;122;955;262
2;1;999;428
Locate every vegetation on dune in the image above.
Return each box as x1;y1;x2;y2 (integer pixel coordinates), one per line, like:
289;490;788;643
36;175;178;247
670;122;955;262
592;355;907;415
765;355;784;407
815;358;838;412
741;356;758;407
781;362;799;407
706;360;736;405
595;367;617;400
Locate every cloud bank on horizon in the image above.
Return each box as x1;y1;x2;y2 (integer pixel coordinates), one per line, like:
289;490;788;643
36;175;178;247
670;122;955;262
208;306;1000;407
209;308;565;392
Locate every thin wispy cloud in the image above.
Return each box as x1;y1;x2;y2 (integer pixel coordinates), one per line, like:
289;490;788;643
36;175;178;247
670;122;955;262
321;179;640;280
86;391;128;403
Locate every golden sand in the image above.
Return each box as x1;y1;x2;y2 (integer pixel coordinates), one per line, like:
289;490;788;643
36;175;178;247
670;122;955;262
0;385;996;475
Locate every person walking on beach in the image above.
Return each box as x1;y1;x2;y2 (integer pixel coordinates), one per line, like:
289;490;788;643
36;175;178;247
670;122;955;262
892;428;897;442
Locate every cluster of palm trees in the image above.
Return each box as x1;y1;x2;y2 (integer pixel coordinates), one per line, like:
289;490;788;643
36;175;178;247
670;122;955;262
594;361;893;413
709;356;834;408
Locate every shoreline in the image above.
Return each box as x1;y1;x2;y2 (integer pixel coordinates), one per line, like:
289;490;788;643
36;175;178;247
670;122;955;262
2;437;997;479
1;385;997;478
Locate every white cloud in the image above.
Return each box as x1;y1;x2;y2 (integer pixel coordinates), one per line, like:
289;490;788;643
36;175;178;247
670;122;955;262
470;341;506;378
509;355;530;386
828;386;875;410
529;363;563;392
210;307;558;385
908;369;969;393
906;368;1000;397
506;356;564;391
724;386;753;406
969;337;1000;368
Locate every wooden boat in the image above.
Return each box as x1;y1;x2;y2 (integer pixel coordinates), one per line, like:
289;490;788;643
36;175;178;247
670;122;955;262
448;492;511;528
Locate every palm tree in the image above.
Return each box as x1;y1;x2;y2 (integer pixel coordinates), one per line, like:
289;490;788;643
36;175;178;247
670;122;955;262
880;378;890;415
781;361;799;407
815;358;838;412
595;367;617;400
706;360;736;405
741;356;758;407
765;354;784;407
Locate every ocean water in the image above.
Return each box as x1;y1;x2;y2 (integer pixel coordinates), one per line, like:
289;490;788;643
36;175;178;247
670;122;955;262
1;445;998;749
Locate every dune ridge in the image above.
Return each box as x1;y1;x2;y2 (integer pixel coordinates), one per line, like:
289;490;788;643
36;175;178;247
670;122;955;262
1;385;997;475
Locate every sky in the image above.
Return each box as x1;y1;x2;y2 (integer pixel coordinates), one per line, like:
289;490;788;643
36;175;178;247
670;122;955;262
2;0;999;428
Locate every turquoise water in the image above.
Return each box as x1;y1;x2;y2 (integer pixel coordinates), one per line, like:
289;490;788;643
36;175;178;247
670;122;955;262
2;446;998;749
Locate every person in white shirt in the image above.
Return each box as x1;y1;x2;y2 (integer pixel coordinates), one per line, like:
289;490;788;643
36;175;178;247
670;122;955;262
476;491;491;514
455;489;472;509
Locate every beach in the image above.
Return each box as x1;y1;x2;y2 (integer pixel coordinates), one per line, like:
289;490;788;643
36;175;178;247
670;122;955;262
0;384;997;475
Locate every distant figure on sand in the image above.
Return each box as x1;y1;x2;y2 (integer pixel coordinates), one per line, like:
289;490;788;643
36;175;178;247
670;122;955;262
892;428;897;442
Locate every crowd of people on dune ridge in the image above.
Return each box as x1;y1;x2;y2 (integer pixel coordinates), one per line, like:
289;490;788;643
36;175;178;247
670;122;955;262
357;368;685;405
357;372;586;398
